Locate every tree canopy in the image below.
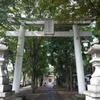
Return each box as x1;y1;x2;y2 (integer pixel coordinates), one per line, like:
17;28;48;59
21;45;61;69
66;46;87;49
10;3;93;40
0;0;100;24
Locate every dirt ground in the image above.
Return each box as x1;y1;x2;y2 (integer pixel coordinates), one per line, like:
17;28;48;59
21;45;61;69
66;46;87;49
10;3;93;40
54;87;77;100
19;86;77;100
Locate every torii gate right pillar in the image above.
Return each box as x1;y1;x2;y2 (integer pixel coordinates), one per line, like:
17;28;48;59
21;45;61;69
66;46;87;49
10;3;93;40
73;25;86;94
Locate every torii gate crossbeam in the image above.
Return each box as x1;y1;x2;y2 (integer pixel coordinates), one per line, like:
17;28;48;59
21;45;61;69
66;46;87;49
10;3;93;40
7;31;91;37
6;20;92;94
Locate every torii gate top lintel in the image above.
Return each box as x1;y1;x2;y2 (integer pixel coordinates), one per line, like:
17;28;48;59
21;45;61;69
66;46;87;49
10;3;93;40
6;19;92;37
23;18;93;25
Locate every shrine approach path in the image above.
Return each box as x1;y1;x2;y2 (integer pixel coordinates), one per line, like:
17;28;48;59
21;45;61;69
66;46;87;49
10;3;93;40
20;86;76;100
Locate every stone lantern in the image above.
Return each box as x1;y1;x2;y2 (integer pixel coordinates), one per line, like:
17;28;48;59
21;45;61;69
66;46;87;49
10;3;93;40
84;37;100;100
0;38;14;100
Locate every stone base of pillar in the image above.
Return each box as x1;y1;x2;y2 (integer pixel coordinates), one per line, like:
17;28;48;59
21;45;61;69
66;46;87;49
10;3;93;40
0;85;12;92
84;91;100;100
0;91;15;100
0;77;9;84
88;84;100;92
84;78;100;100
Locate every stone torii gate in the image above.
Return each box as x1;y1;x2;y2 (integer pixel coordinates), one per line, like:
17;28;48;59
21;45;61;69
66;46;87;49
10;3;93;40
6;19;92;94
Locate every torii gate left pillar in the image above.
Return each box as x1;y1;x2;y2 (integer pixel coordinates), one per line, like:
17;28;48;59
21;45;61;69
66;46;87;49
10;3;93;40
12;24;25;93
6;20;91;94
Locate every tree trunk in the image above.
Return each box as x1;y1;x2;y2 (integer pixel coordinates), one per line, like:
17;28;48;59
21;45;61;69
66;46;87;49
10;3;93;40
30;51;37;93
66;68;69;91
31;65;35;93
69;66;73;91
22;74;25;86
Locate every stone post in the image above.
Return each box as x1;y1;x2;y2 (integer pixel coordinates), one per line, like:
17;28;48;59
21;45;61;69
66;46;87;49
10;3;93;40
84;37;100;100
0;38;14;100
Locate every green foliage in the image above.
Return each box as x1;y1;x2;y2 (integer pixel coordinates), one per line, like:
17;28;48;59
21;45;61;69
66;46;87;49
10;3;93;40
0;0;100;24
46;37;76;86
24;37;49;79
